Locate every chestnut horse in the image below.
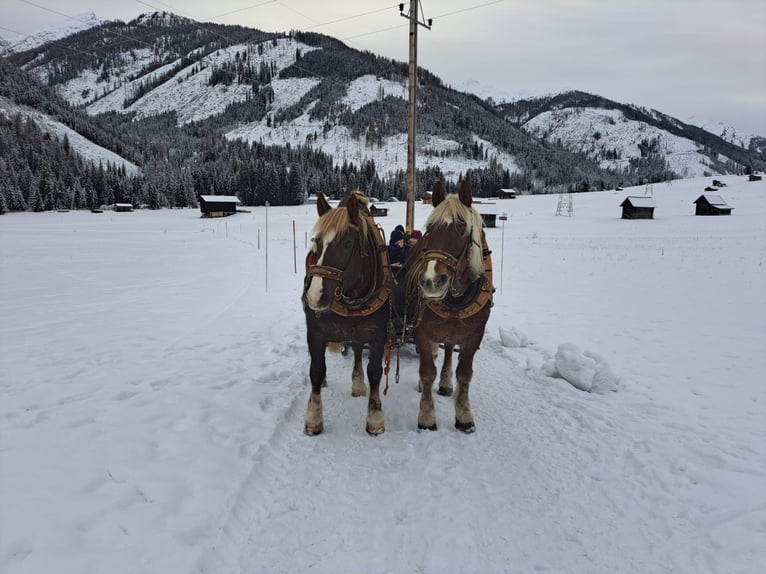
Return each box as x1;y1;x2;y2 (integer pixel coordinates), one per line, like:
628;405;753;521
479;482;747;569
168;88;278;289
302;191;391;435
405;181;494;432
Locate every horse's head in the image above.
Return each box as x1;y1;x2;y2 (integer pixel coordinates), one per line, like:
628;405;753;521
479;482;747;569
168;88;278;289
303;191;372;312
408;181;485;300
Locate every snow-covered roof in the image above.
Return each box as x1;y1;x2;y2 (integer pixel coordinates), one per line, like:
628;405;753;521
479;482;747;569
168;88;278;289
621;196;656;208
200;195;240;203
695;194;728;205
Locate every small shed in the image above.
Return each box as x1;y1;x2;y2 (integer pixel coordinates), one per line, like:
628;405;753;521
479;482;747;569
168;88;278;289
199;195;240;218
369;204;388;217
620;196;656;219
694;194;733;216
114;203;134;212
475;202;498;228
497;188;517;199
421;191;432;204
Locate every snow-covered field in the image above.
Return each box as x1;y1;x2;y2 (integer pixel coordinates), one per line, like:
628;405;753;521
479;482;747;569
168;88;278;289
1;176;764;574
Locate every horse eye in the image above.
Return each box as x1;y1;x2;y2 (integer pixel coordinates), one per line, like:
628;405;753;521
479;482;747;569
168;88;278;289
344;239;354;249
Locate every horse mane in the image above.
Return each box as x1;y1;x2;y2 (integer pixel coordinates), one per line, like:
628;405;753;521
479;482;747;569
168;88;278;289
313;191;369;242
425;194;485;279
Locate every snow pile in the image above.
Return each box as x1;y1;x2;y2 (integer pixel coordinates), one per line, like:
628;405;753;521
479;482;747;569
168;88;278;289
542;343;619;393
498;325;529;348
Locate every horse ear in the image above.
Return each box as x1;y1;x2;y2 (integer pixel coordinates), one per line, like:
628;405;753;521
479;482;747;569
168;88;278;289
316;192;332;216
431;181;446;208
346;191;360;225
458;181;472;207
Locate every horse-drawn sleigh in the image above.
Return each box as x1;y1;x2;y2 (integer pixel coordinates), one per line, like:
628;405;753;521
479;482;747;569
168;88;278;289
301;181;494;435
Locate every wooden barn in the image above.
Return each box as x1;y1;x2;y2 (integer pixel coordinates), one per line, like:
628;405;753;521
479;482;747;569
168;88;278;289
114;203;134;212
199;195;240;218
369;204;388;217
421;191;432;204
620;196;656;219
496;188;517;199
694;194;733;216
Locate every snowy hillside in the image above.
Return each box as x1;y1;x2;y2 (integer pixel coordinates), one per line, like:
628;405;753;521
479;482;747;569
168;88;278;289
523;107;725;178
226;73;519;179
56;38;320;125
688;116;765;153
1;175;764;573
1;12;100;54
0;96;140;175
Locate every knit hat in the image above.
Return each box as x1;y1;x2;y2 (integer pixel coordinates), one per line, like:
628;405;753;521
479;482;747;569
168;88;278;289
394;224;405;233
409;230;422;240
390;229;405;244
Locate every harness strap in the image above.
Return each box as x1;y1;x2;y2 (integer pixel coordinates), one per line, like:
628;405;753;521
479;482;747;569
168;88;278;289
423;235;495;320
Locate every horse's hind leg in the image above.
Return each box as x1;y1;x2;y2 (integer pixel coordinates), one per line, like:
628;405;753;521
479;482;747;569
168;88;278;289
415;332;438;431
364;338;385;435
351;342;367;397
304;337;326;435
438;343;454;396
454;346;477;433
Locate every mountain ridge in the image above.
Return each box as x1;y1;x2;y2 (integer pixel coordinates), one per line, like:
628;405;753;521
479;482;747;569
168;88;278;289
1;11;764;213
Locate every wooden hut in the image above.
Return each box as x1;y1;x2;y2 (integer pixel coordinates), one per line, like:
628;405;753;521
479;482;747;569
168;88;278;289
496;188;517;199
199;195;240;218
694;194;733;216
369;204;388;217
114;203;134;212
620;196;656;219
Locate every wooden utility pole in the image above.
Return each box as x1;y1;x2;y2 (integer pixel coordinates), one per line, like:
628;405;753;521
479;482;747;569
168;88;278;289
400;2;431;232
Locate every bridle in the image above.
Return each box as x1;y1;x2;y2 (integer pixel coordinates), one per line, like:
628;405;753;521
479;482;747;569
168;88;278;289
304;215;391;318
407;223;494;321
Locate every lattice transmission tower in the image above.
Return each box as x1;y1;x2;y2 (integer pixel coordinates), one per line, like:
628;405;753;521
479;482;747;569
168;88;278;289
555;190;573;216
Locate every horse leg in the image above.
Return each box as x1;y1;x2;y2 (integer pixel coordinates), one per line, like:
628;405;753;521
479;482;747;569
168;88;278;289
304;337;326;435
415;331;438;431
364;338;385;435
454;345;477;433
417;343;440;393
437;343;454;396
351;342;367;397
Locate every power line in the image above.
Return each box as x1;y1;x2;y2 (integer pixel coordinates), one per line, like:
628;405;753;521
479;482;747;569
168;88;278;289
204;1;278;21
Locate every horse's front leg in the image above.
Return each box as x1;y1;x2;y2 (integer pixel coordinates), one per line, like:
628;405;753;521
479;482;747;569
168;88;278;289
438;343;454;396
454;344;477;433
415;331;438;431
305;336;327;435
364;337;385;435
351;342;367;397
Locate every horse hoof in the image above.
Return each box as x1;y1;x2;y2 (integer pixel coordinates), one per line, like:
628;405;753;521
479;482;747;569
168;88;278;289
351;388;367;397
437;387;453;397
366;423;385;436
454;419;475;433
418;423;438;432
304;422;323;436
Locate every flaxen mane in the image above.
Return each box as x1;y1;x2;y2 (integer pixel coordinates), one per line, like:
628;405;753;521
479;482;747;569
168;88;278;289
425;194;485;279
312;191;369;242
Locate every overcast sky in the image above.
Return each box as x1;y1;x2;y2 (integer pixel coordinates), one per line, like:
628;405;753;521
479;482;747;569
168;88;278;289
3;0;765;136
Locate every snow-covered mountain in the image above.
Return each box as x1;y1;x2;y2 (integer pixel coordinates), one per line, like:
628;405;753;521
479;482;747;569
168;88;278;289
497;91;765;180
2;10;765;213
1;11;101;55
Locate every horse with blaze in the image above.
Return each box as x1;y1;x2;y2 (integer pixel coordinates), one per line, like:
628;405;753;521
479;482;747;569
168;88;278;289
302;191;391;435
405;181;494;432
